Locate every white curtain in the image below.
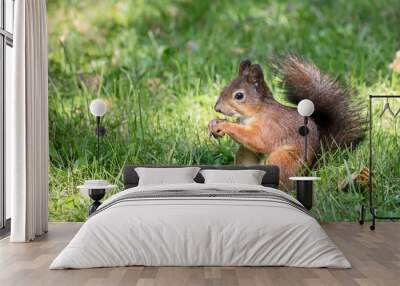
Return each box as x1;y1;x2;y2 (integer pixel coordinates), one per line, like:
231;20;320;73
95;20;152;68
7;0;49;242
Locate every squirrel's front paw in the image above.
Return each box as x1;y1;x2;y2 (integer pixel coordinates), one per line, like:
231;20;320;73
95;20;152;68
208;119;227;139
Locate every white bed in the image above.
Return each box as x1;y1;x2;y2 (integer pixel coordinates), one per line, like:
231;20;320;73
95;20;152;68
50;183;350;269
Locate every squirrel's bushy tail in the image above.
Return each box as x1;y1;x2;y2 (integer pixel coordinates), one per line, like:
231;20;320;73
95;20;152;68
279;55;366;148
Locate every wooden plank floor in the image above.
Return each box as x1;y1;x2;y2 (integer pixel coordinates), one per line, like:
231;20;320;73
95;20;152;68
0;222;399;286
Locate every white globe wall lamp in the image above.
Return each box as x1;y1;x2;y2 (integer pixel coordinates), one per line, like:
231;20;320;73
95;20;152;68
89;99;108;161
297;99;315;164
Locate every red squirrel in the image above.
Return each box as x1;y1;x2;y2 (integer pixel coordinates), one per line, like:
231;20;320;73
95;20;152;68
208;56;365;188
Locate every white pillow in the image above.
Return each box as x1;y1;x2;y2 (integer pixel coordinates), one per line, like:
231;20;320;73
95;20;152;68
200;169;265;185
135;167;200;186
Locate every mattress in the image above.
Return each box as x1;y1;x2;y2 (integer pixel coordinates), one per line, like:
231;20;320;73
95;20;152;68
50;183;350;269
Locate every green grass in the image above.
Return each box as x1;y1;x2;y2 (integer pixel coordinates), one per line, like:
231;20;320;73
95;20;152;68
47;0;400;222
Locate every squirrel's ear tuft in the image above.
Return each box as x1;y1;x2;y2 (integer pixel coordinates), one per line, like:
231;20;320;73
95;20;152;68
247;64;264;85
239;59;252;76
248;64;273;97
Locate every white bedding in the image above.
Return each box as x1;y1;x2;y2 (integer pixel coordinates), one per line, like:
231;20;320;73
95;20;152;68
50;183;350;269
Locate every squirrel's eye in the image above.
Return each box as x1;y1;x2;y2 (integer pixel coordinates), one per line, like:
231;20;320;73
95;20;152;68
234;92;244;101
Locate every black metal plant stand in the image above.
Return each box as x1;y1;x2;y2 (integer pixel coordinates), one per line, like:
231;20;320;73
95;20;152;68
359;95;400;230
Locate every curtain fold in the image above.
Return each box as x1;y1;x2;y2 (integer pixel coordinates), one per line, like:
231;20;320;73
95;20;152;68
8;0;49;242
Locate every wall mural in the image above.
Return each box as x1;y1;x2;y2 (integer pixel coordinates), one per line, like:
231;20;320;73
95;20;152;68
47;0;400;222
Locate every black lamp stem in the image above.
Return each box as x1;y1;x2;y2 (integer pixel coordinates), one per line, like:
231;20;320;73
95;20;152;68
94;116;106;163
96;116;100;162
304;116;308;165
